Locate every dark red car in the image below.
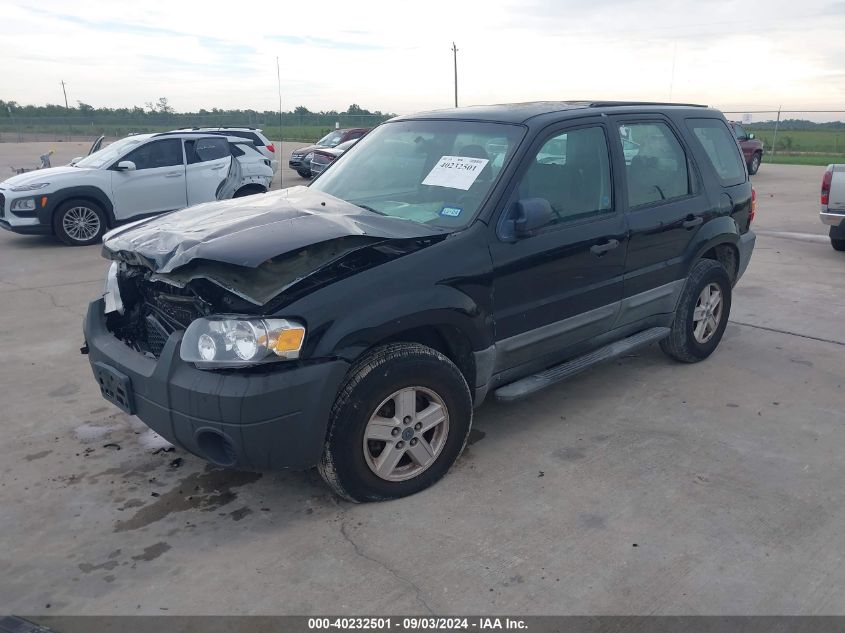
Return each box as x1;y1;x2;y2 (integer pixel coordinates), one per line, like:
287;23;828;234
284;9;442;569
729;121;764;175
289;128;370;178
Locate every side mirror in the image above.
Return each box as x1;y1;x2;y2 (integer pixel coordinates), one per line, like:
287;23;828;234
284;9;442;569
513;198;555;238
116;161;136;171
747;133;755;140
70;156;83;165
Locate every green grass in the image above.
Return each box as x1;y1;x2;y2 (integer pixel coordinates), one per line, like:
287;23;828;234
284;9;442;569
763;153;844;166
748;128;845;154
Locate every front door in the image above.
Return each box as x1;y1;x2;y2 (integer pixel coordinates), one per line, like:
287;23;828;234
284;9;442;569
110;138;186;220
489;121;628;374
184;137;233;205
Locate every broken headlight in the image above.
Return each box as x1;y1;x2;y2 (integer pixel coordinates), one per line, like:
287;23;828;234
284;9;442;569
181;316;305;369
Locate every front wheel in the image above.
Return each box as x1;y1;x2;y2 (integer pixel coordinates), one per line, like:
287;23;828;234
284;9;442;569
53;199;107;246
319;343;473;502
748;152;761;175
296;170;311;179
832;238;845;252
660;259;732;363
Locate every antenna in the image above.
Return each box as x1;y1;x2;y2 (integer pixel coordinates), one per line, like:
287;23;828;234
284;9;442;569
451;42;459;108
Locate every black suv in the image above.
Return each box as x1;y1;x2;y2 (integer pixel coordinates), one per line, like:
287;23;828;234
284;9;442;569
84;101;756;502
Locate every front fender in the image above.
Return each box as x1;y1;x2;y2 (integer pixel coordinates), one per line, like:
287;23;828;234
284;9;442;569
313;283;491;362
38;185;114;226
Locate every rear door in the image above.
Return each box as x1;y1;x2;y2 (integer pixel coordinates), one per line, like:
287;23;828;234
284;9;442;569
184;137;232;205
489;119;628;373
611;116;708;319
110;138;186;219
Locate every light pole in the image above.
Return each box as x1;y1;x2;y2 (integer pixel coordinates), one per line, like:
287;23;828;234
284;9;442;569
452;42;458;108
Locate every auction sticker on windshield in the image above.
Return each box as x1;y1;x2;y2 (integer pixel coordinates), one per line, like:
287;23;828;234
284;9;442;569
422;156;489;190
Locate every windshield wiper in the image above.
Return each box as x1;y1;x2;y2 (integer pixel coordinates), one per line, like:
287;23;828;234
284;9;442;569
355;203;386;216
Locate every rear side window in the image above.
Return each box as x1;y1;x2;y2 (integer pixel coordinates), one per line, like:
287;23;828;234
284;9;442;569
620;122;690;208
686;118;747;186
185;137;229;164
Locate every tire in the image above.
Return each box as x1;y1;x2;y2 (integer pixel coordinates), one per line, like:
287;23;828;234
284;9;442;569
748;152;761;175
233;185;266;198
832;238;845;252
297;170;311;179
53;199;107;246
660;259;732;363
318;343;473;502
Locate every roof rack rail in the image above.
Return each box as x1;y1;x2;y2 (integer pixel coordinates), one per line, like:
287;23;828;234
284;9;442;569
588;101;708;108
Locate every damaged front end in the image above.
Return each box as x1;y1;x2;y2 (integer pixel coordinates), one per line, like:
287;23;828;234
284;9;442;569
100;189;448;357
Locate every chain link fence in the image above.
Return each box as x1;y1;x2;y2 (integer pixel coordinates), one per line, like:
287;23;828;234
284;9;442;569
0;113;392;144
723;110;845;165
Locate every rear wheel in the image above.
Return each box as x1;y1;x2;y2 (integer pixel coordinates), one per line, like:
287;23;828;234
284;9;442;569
319;343;472;502
660;259;732;363
53;199;107;246
748;152;762;175
831;238;845;252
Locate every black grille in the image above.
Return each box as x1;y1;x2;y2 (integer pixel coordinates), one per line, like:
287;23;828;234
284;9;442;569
110;276;208;358
0;193;5;218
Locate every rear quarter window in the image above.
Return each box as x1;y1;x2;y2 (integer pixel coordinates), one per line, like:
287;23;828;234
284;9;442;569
686;118;747;186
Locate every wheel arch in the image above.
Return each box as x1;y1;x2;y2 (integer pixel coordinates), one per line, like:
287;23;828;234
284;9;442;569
39;186;115;228
685;217;741;284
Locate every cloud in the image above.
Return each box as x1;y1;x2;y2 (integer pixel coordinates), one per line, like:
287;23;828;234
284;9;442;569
268;35;386;51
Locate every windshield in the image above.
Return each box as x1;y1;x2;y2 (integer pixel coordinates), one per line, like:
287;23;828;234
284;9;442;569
317;131;345;147
310;120;525;230
75;135;149;168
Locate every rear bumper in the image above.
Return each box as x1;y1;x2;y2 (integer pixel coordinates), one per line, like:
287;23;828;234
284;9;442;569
736;230;756;281
821;211;845;227
83;299;349;471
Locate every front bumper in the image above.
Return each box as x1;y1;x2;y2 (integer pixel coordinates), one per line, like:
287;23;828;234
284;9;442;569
0;219;51;235
83;299;349;471
736;230;756;281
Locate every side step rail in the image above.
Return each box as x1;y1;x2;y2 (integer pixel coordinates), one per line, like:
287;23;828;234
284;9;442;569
493;327;670;402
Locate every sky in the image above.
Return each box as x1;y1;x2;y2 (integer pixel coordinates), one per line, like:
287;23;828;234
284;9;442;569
2;0;844;119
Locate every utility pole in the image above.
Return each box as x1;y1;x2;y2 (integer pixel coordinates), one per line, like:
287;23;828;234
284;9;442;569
61;80;71;141
276;56;284;189
452;42;458;108
771;105;782;159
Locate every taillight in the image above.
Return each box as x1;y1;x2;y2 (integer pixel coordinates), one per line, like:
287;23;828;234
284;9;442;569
821;165;833;206
750;187;757;224
266;143;276;153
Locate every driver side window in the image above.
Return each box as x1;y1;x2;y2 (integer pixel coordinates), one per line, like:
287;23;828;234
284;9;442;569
515;126;613;230
122;139;183;170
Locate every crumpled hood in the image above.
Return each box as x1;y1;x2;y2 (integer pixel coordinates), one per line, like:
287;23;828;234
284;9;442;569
1;165;92;188
102;186;444;273
291;145;320;156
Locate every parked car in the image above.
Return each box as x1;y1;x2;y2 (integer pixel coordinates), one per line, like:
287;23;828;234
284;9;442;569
309;138;361;177
820;164;845;251
171;127;278;171
0;132;272;246
289;128;370;178
83;101;755;501
728;121;764;175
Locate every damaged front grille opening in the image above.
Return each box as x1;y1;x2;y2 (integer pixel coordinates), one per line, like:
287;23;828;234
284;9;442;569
106;235;446;359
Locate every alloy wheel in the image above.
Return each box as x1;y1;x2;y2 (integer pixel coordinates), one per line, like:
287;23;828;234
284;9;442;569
692;282;723;344
62;206;101;242
362;386;450;482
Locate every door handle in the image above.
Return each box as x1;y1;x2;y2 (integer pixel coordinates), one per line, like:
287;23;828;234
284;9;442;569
210;165;225;171
164;171;183;178
590;239;620;256
682;216;703;230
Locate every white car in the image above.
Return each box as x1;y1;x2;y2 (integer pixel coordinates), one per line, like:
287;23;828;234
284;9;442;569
170;127;278;172
0;132;273;246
